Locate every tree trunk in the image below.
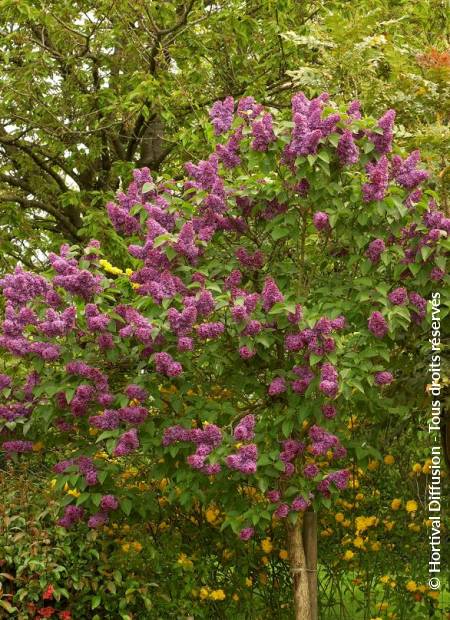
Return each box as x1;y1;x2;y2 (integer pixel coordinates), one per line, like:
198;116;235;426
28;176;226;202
287;516;312;620
302;511;318;620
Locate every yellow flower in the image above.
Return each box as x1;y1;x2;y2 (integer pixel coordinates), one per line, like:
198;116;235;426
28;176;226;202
384;455;395;465
391;498;401;511
417;585;426;593
412;463;422;473
422;459;432;474
428;591;439;599
261;538;273;554
261;555;269;565
371;542;381;552
32;441;44;452
67;489;80;498
222;549;233;560
245;577;253;587
89;427;99;436
335;512;345;523
121;543;130;553
343;550;355;561
380;575;390;584
353;536;365;549
49;479;57;488
406;500;418;513
177;553;193;568
205;507;221;524
99;259;123;275
367;459;379;471
199;587;209;600
408;523;420;533
279;549;289;560
259;572;268;585
355;493;364;501
406;580;417;592
133;542;143;552
125;268;133;277
347;415;358;430
355;516;377;533
232;593;239;602
348;478;359;490
210;589;226;601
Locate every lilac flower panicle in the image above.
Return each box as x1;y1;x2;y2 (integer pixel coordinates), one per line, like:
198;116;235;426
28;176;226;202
369;109;395;154
239;527;255;540
292;496;311;512
374;371;393;385
2;440;33;453
196;322;224;340
233;414;256;441
303;463;320;479
88;512;109;529
368;311;388;338
261;278;284;312
100;495;119;511
268;377;286;396
337;130;359;165
313;212;330;231
209;96;234;135
274;503;289;519
113;428;139;456
363;156;389;202
266;490;281;503
388;287;408;305
366;239;385;263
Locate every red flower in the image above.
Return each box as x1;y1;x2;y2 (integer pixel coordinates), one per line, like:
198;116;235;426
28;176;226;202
43;585;55;600
58;612;72;620
38;607;55;618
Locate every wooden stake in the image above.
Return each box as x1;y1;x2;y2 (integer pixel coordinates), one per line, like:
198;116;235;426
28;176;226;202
303;511;318;620
287;516;312;620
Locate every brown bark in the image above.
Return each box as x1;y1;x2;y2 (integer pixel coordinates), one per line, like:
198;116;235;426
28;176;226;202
303;511;318;620
287;516;312;620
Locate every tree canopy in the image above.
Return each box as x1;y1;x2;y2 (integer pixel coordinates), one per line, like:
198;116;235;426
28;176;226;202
0;0;448;269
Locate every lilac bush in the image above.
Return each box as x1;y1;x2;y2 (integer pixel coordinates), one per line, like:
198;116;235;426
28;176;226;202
0;94;447;604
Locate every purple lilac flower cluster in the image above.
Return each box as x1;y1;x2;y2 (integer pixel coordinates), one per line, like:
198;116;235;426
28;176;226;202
233;415;255;441
283;92;340;162
366;239;385;263
58;505;84;529
54;456;98;486
154;352;183;377
368;109;395;154
279;439;304;477
113;428;140;456
163;423;222;475
226;444;258;474
49;247;102;300
368;311;388;338
319;362;339;398
362;155;389;202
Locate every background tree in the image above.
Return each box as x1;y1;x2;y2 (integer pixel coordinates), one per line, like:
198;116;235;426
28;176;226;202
0;0;448;269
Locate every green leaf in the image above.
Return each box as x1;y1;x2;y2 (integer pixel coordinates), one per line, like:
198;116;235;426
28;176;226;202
121;498;133;516
271;226;290;240
91;595;101;610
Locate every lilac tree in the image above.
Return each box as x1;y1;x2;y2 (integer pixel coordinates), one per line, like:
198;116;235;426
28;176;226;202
0;92;447;618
